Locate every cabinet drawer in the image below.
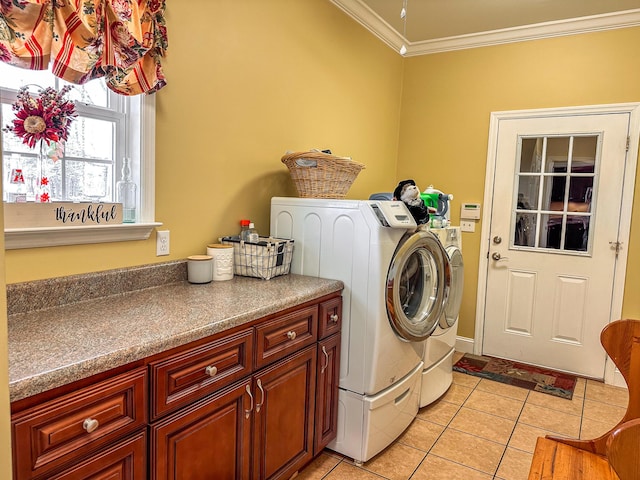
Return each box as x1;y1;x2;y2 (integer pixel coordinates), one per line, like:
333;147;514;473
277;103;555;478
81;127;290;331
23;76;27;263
12;367;147;480
255;305;318;369
150;328;253;420
318;296;342;340
48;431;146;480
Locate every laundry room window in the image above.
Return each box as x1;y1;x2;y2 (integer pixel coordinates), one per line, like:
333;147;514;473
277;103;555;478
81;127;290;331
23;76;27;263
0;63;159;249
513;135;600;254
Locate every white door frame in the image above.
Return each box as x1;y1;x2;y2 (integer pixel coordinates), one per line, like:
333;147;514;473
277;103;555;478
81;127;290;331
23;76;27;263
474;103;640;385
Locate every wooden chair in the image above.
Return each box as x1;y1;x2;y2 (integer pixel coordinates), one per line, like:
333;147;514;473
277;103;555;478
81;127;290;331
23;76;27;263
528;319;640;480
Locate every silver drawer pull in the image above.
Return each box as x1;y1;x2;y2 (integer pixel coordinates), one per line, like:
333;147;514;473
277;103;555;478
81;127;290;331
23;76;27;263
330;313;339;324
321;346;329;374
256;379;264;413
83;418;99;433
244;385;254;419
287;330;297;340
205;365;218;377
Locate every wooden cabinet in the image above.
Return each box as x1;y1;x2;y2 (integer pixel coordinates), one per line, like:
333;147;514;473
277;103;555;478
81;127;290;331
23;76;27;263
252;345;317;480
151;379;252;480
315;297;342;455
315;333;340;454
254;304;317;369
12;367;147;480
318;296;342;340
12;292;341;480
48;432;146;480
150;328;253;420
152;345;318;480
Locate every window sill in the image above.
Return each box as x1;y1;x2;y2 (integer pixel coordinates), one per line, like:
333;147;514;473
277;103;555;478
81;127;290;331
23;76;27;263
4;222;162;249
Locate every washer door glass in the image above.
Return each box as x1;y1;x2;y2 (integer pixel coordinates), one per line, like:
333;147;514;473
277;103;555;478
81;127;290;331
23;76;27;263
386;231;451;342
441;245;464;328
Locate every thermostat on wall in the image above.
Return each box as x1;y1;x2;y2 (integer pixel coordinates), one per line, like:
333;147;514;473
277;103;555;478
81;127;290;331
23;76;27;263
461;203;481;220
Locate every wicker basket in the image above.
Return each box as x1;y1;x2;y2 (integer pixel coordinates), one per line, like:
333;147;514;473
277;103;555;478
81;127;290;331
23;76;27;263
220;236;294;280
281;151;365;199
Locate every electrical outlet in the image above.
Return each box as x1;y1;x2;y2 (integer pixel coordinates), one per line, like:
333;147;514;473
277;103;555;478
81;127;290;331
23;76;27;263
460;221;475;233
156;230;170;256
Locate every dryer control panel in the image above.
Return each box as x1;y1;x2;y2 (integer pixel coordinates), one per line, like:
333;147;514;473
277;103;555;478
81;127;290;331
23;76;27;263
369;201;417;229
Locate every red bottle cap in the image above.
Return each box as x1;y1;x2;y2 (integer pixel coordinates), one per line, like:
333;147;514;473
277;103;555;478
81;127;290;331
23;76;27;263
240;219;250;226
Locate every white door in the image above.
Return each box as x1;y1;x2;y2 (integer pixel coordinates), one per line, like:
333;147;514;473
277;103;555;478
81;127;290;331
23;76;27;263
482;112;632;378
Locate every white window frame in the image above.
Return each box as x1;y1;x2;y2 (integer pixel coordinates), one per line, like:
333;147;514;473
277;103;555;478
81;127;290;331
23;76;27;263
1;83;161;250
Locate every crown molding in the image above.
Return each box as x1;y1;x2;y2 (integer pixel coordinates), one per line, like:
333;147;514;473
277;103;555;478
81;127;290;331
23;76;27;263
329;0;640;56
330;0;404;52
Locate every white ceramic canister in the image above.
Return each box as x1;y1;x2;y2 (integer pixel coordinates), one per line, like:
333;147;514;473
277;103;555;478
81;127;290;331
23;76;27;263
206;243;234;281
187;255;213;284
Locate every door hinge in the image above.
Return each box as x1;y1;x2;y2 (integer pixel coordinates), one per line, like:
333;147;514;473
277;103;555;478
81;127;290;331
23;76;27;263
609;241;623;256
626;136;630;152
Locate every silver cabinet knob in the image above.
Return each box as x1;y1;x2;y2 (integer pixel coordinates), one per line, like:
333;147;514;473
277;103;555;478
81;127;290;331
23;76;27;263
83;418;99;433
330;313;339;324
287;331;297;340
205;365;218;377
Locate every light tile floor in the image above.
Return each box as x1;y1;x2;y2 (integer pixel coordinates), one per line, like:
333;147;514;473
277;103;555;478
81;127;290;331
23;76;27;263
297;352;630;480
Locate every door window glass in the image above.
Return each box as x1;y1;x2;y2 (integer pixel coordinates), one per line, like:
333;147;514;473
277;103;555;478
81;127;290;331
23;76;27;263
513;135;599;254
399;250;438;321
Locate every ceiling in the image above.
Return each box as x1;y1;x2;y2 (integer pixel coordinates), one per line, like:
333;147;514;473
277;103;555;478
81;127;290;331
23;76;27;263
330;0;640;56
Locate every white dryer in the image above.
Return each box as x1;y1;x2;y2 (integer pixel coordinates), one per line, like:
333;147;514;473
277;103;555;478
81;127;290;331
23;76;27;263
270;197;450;463
420;226;464;407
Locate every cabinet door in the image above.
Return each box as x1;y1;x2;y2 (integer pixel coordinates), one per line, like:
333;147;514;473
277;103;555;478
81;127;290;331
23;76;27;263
151;380;252;480
252;345;317;480
314;333;341;454
48;431;146;480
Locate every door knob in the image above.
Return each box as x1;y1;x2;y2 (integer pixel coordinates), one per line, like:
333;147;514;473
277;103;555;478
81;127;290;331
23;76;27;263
492;252;508;261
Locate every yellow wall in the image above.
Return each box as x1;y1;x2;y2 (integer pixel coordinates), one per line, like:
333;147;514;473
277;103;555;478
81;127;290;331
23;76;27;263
4;0;404;283
398;27;640;338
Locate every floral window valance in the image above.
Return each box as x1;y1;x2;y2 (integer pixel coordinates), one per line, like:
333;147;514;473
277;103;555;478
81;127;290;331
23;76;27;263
0;0;168;96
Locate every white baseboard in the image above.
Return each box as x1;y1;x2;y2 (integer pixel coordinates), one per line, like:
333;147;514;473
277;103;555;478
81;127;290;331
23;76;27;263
612;369;628;389
455;336;474;354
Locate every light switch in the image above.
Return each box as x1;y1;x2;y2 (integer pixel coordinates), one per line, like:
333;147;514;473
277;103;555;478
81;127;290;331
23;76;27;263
461;221;475;232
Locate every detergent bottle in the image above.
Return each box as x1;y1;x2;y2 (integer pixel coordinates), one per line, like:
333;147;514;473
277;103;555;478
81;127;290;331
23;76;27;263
420;185;454;228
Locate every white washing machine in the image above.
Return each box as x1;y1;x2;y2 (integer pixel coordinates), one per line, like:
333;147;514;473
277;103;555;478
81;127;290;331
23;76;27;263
420;226;464;407
270;197;451;464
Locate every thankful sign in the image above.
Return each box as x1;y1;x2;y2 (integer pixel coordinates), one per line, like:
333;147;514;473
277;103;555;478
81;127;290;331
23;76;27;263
4;202;124;228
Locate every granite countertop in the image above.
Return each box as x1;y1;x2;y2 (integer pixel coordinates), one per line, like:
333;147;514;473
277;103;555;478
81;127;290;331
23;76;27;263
8;262;343;403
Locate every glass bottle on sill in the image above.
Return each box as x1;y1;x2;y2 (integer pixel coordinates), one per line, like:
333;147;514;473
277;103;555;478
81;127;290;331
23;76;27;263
116;157;137;223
